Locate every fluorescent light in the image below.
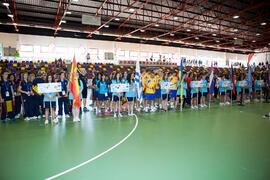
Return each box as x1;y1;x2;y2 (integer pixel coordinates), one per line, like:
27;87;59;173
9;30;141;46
140;29;145;32
104;25;109;28
216;40;220;43
260;22;266;26
195;37;199;40
234;37;237;40
115;18;120;21
256;33;260;36
252;40;256;43
232;15;239;19
173;17;178;20
3;2;9;6
66;11;71;15
155;24;159;27
61;20;66;23
233;29;238;32
73;0;79;2
129;8;135;12
187;29;191;32
8;14;13;18
170;33;175;36
212;33;216;36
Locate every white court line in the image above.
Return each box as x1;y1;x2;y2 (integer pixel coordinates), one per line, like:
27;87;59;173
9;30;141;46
45;114;139;180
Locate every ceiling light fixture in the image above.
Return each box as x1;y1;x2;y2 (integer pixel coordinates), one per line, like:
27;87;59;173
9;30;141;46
195;37;199;40
233;29;238;32
155;24;159;27
187;29;191;32
256;33;260;36
66;11;71;15
115;18;120;21
61;20;66;23
170;33;175;36
252;40;256;43
173;17;178;20
3;2;9;7
234;37;237;40
232;15;239;19
140;29;145;32
8;14;13;18
260;22;266;26
129;8;135;12
212;33;216;36
104;25;109;28
216;40;220;43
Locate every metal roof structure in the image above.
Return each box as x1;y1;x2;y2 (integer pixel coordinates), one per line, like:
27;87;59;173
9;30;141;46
0;0;270;54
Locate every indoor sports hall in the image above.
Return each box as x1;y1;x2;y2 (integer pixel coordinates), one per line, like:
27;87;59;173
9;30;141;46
0;1;270;180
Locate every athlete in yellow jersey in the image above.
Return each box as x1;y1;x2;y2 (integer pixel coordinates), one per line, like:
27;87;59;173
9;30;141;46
145;72;157;112
154;73;162;108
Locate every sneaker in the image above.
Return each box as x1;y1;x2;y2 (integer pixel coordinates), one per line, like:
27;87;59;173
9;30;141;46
65;114;70;118
194;105;198;109
58;115;62;118
114;113;117;118
76;118;81;122
144;107;148;112
130;113;134;116
42;115;46;118
150;108;155;112
25;117;30;121
73;118;77;122
137;108;141;112
225;102;230;105
200;104;204;108
219;103;224;106
37;115;41;119
98;111;102;116
15;114;20;119
83;107;88;112
54;119;59;124
191;105;194;109
254;99;259;102
118;113;123;117
44;120;49;125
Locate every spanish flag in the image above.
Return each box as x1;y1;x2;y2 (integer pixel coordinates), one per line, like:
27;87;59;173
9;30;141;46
69;56;81;108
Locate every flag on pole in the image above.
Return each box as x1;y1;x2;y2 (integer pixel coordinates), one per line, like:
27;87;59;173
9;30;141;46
135;60;143;103
252;62;256;73
231;64;236;94
248;64;252;93
247;53;254;65
209;63;214;96
69;56;81;108
179;59;184;100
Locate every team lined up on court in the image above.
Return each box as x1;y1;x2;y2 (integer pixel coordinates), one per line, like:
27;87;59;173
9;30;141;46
0;64;269;124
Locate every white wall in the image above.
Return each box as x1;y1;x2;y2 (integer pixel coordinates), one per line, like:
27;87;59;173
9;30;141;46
1;32;265;67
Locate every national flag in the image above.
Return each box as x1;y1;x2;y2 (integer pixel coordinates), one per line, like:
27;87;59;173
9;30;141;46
68;56;81;108
179;59;184;100
231;64;236;94
247;53;254;65
209;63;214;96
252;63;256;73
248;64;252;93
121;96;127;105
135;60;143;103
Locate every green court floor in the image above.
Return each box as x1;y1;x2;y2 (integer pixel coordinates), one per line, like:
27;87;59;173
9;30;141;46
1;103;270;180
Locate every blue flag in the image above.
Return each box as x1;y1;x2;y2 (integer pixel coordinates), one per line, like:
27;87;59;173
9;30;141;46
135;60;143;103
209;63;214;96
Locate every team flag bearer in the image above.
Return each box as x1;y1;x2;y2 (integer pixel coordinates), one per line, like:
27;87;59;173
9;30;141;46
69;56;82;122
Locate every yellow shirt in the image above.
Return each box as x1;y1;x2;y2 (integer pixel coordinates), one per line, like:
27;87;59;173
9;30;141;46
169;75;178;90
145;77;156;94
155;75;161;89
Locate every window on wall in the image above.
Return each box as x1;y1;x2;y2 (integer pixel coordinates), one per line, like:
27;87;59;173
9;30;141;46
20;45;34;57
130;51;138;60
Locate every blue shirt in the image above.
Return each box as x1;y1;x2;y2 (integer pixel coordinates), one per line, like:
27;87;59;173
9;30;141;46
190;81;199;94
200;79;208;93
122;78;127;84
236;81;242;92
0;80;13;100
225;79;232;90
93;79;100;92
177;81;187;97
218;79;225;92
43;92;57;102
126;81;136;97
98;81;108;94
20;80;31;98
58;79;68;96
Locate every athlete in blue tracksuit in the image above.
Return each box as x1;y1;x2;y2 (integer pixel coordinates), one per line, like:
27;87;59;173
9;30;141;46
58;72;69;117
0;71;15;123
33;71;46;117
